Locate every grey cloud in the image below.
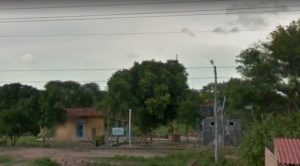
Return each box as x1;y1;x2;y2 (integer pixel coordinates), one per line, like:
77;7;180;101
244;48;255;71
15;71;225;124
20;54;35;64
227;0;289;28
181;28;196;37
230;27;240;33
213;27;227;34
126;52;139;59
213;27;240;34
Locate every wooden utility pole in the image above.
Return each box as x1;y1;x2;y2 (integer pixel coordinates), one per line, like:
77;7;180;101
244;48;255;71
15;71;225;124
128;109;132;148
211;60;218;163
221;96;226;148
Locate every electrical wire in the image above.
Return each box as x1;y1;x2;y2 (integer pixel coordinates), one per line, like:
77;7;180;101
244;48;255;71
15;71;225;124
0;77;233;84
0;7;298;22
0;30;268;38
0;0;235;11
0;5;292;21
0;66;237;72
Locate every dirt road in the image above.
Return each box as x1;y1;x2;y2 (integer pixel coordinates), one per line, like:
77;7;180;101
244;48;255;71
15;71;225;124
0;147;168;166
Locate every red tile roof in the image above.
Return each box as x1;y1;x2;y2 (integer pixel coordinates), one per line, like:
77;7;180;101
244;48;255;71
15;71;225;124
65;107;105;118
274;138;300;165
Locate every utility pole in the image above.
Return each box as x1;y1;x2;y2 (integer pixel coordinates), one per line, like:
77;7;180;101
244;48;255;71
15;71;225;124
210;60;218;163
128;109;132;148
221;96;226;148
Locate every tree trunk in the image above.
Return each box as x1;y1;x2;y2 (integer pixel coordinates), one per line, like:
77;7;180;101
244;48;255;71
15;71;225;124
105;108;110;146
185;125;189;142
9;135;18;146
140;132;147;144
42;135;45;147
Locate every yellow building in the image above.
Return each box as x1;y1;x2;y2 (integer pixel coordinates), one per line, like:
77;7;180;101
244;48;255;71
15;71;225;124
55;108;105;143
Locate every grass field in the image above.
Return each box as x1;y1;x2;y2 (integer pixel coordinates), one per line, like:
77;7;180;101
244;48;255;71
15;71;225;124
86;150;240;166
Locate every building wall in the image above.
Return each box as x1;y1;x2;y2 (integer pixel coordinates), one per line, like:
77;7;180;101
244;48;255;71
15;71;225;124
202;117;241;146
85;118;105;140
55;117;105;142
265;148;277;166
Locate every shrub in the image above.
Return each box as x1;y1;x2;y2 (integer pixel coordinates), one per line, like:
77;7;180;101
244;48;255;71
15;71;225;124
96;135;105;146
16;136;39;147
30;157;59;166
239;112;300;166
106;150;236;166
0;136;7;145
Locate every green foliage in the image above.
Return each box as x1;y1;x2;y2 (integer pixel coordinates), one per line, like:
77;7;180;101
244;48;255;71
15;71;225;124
44;81;103;108
96;135;105;146
30;157;59;166
0;109;27;145
239;112;300;166
0;81;105;147
0;155;13;164
16;136;39;147
236;19;300;112
91;150;238;166
200;82;227;102
107;60;188;135
178;89;202;137
39;91;65;129
0;84;41;144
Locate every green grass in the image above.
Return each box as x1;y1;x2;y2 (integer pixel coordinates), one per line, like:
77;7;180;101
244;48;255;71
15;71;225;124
87;150;240;166
0;155;13;164
153;124;195;136
28;157;59;166
16;136;39;147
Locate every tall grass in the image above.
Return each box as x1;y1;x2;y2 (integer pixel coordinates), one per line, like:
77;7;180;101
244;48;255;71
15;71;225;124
29;157;59;166
87;150;239;166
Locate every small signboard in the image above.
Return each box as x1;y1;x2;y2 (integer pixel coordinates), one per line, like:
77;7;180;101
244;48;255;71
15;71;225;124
112;127;124;136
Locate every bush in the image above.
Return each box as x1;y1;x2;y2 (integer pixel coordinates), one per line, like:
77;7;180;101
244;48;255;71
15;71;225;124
16;136;39;147
0;136;7;145
30;157;59;166
99;150;237;166
239;112;300;166
96;135;105;146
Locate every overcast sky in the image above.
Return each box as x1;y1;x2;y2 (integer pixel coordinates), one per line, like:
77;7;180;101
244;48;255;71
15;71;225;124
0;0;299;90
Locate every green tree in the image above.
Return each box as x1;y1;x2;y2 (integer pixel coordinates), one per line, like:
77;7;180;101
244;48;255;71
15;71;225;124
39;90;65;147
236;19;300;112
0;83;40;144
178;89;202;141
107;60;188;140
239;112;300;166
0;109;26;145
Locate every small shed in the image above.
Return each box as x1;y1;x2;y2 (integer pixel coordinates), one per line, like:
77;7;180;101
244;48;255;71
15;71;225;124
201;117;241;146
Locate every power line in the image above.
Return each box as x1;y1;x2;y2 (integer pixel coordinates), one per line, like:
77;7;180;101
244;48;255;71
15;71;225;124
0;77;233;84
187;66;237;69
0;66;237;72
0;7;298;23
0;30;268;38
0;68;120;72
0;5;292;21
0;80;107;83
0;0;233;10
189;77;231;79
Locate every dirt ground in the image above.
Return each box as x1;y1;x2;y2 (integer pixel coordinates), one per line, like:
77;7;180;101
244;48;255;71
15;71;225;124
0;147;171;166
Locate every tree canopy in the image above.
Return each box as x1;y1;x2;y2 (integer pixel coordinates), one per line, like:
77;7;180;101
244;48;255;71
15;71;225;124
107;60;188;135
236;19;300;113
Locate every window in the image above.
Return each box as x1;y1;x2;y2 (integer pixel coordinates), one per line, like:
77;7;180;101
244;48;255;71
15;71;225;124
229;121;235;126
210;121;215;127
76;121;85;138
